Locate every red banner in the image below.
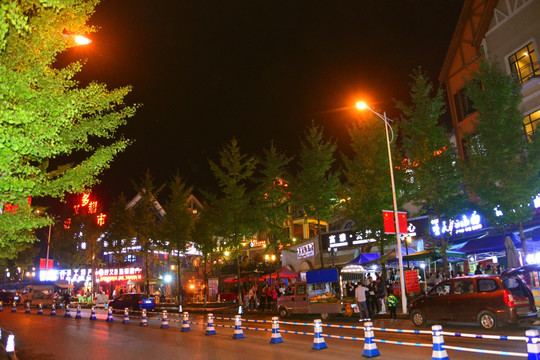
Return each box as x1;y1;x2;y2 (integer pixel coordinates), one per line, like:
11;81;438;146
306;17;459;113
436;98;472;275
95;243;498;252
382;210;408;234
39;259;54;270
405;270;420;293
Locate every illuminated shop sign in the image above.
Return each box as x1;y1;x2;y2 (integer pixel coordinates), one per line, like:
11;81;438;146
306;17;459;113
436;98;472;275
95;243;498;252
430;211;483;237
321;230;375;251
297;242;315;259
39;267;142;283
96;267;142;282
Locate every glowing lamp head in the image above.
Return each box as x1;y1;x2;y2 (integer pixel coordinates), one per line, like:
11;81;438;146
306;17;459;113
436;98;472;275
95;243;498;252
74;35;91;45
356;101;368;110
164;274;172;283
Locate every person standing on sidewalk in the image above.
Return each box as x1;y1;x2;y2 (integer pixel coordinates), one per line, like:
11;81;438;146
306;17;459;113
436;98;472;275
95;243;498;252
386;291;398;322
355;282;370;321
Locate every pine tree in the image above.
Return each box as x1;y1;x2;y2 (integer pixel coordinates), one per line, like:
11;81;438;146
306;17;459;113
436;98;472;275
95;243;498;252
161;174;194;304
0;1;138;257
293;123;339;268
396;70;467;275
342;113;398;285
464;61;540;256
208;138;257;305
254;142;293;285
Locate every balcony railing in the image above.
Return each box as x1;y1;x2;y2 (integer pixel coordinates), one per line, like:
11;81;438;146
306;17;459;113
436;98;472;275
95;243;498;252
511;61;540;84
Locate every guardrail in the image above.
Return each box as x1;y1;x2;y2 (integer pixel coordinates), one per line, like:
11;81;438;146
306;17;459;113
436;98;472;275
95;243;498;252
4;304;540;359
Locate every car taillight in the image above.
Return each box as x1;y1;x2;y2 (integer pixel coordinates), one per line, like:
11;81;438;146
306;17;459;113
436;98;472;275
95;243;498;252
139;300;143;305
503;289;515;307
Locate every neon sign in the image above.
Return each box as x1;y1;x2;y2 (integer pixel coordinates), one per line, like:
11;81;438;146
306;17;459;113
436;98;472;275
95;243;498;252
431;211;483;237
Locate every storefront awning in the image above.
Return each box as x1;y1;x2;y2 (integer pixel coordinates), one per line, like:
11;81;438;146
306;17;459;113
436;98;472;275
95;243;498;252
343;253;381;266
402;249;466;262
449;233;520;255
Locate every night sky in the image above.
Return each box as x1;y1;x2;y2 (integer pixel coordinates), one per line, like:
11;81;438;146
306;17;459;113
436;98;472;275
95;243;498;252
72;1;464;204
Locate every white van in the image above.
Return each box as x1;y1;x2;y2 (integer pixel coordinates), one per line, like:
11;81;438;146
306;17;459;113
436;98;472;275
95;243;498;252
19;285;56;307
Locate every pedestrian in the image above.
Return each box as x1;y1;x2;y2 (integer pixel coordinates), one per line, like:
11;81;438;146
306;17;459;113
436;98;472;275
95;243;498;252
376;277;386;314
386;291;398;322
63;291;71;307
346;281;355;298
474;264;483;275
355;282;371;321
485;264;495;274
367;278;379;316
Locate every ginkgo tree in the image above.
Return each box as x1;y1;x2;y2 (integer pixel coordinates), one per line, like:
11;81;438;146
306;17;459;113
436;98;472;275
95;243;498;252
0;1;138;257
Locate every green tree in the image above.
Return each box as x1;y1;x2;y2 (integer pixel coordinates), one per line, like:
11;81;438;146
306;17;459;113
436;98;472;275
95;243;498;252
396;70;467;275
161;174;195;304
293;123;339;268
191;202;219;305
254;142;293;285
209;138;257;304
464;61;540;256
342;113;398;286
0;0;138;256
108;171;164;295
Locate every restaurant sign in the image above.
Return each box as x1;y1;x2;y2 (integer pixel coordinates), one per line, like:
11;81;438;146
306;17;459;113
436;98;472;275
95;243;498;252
297;242;315;259
321;230;376;251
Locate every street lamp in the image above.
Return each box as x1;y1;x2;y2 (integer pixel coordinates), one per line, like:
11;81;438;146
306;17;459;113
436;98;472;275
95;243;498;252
356;101;408;314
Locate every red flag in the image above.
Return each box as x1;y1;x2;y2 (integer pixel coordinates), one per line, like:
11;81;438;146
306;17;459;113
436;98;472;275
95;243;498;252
398;212;408;233
39;259;54;270
382;210;408;234
383;210;395;233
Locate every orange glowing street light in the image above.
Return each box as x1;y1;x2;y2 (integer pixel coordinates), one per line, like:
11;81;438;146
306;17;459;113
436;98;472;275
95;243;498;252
74;35;92;46
356;100;407;314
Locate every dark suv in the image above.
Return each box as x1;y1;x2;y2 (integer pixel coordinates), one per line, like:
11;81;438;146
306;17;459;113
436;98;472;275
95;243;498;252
409;274;536;330
108;293;155;311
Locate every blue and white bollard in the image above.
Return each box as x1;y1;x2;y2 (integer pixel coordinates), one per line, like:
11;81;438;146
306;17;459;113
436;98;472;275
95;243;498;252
75;305;82;319
123;308;130;324
106;308;114;322
232;315;245;339
238;305;243;315
181;311;190;332
205;313;216;335
179;305;182;313
270;316;284;344
160;310;169;329
11;301;16;313
526;329;540;360
37;303;43;315
50;304;56;316
89;306;97;320
59;302;64;309
0;301;3;312
431;325;449;360
64;304;71;318
6;334;15;357
140;309;148;326
362;321;380;358
25;302;31;314
312;319;327;350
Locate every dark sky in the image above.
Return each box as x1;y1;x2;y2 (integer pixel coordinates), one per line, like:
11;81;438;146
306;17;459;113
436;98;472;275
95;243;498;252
72;1;464;204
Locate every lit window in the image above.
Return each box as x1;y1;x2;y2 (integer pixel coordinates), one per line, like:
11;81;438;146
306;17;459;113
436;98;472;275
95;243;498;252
523;109;540;137
81;242;86;250
509;43;539;84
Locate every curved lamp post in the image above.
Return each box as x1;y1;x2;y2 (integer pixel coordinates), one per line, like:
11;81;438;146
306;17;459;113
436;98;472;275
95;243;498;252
356;101;407;314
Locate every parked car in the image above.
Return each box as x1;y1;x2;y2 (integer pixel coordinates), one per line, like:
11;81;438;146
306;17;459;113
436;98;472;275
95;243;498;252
0;291;16;305
409;274;537;330
108;293;155;311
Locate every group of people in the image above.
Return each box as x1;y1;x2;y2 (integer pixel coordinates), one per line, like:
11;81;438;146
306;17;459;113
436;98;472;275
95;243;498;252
243;284;279;311
347;276;398;322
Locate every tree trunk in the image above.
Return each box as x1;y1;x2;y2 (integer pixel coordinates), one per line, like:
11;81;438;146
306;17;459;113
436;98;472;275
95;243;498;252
441;238;449;279
318;219;324;269
203;253;208;307
176;256;182;305
145;252;150;296
519;221;527;263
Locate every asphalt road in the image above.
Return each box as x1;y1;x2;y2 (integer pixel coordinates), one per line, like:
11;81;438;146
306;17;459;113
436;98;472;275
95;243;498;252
0;307;536;359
